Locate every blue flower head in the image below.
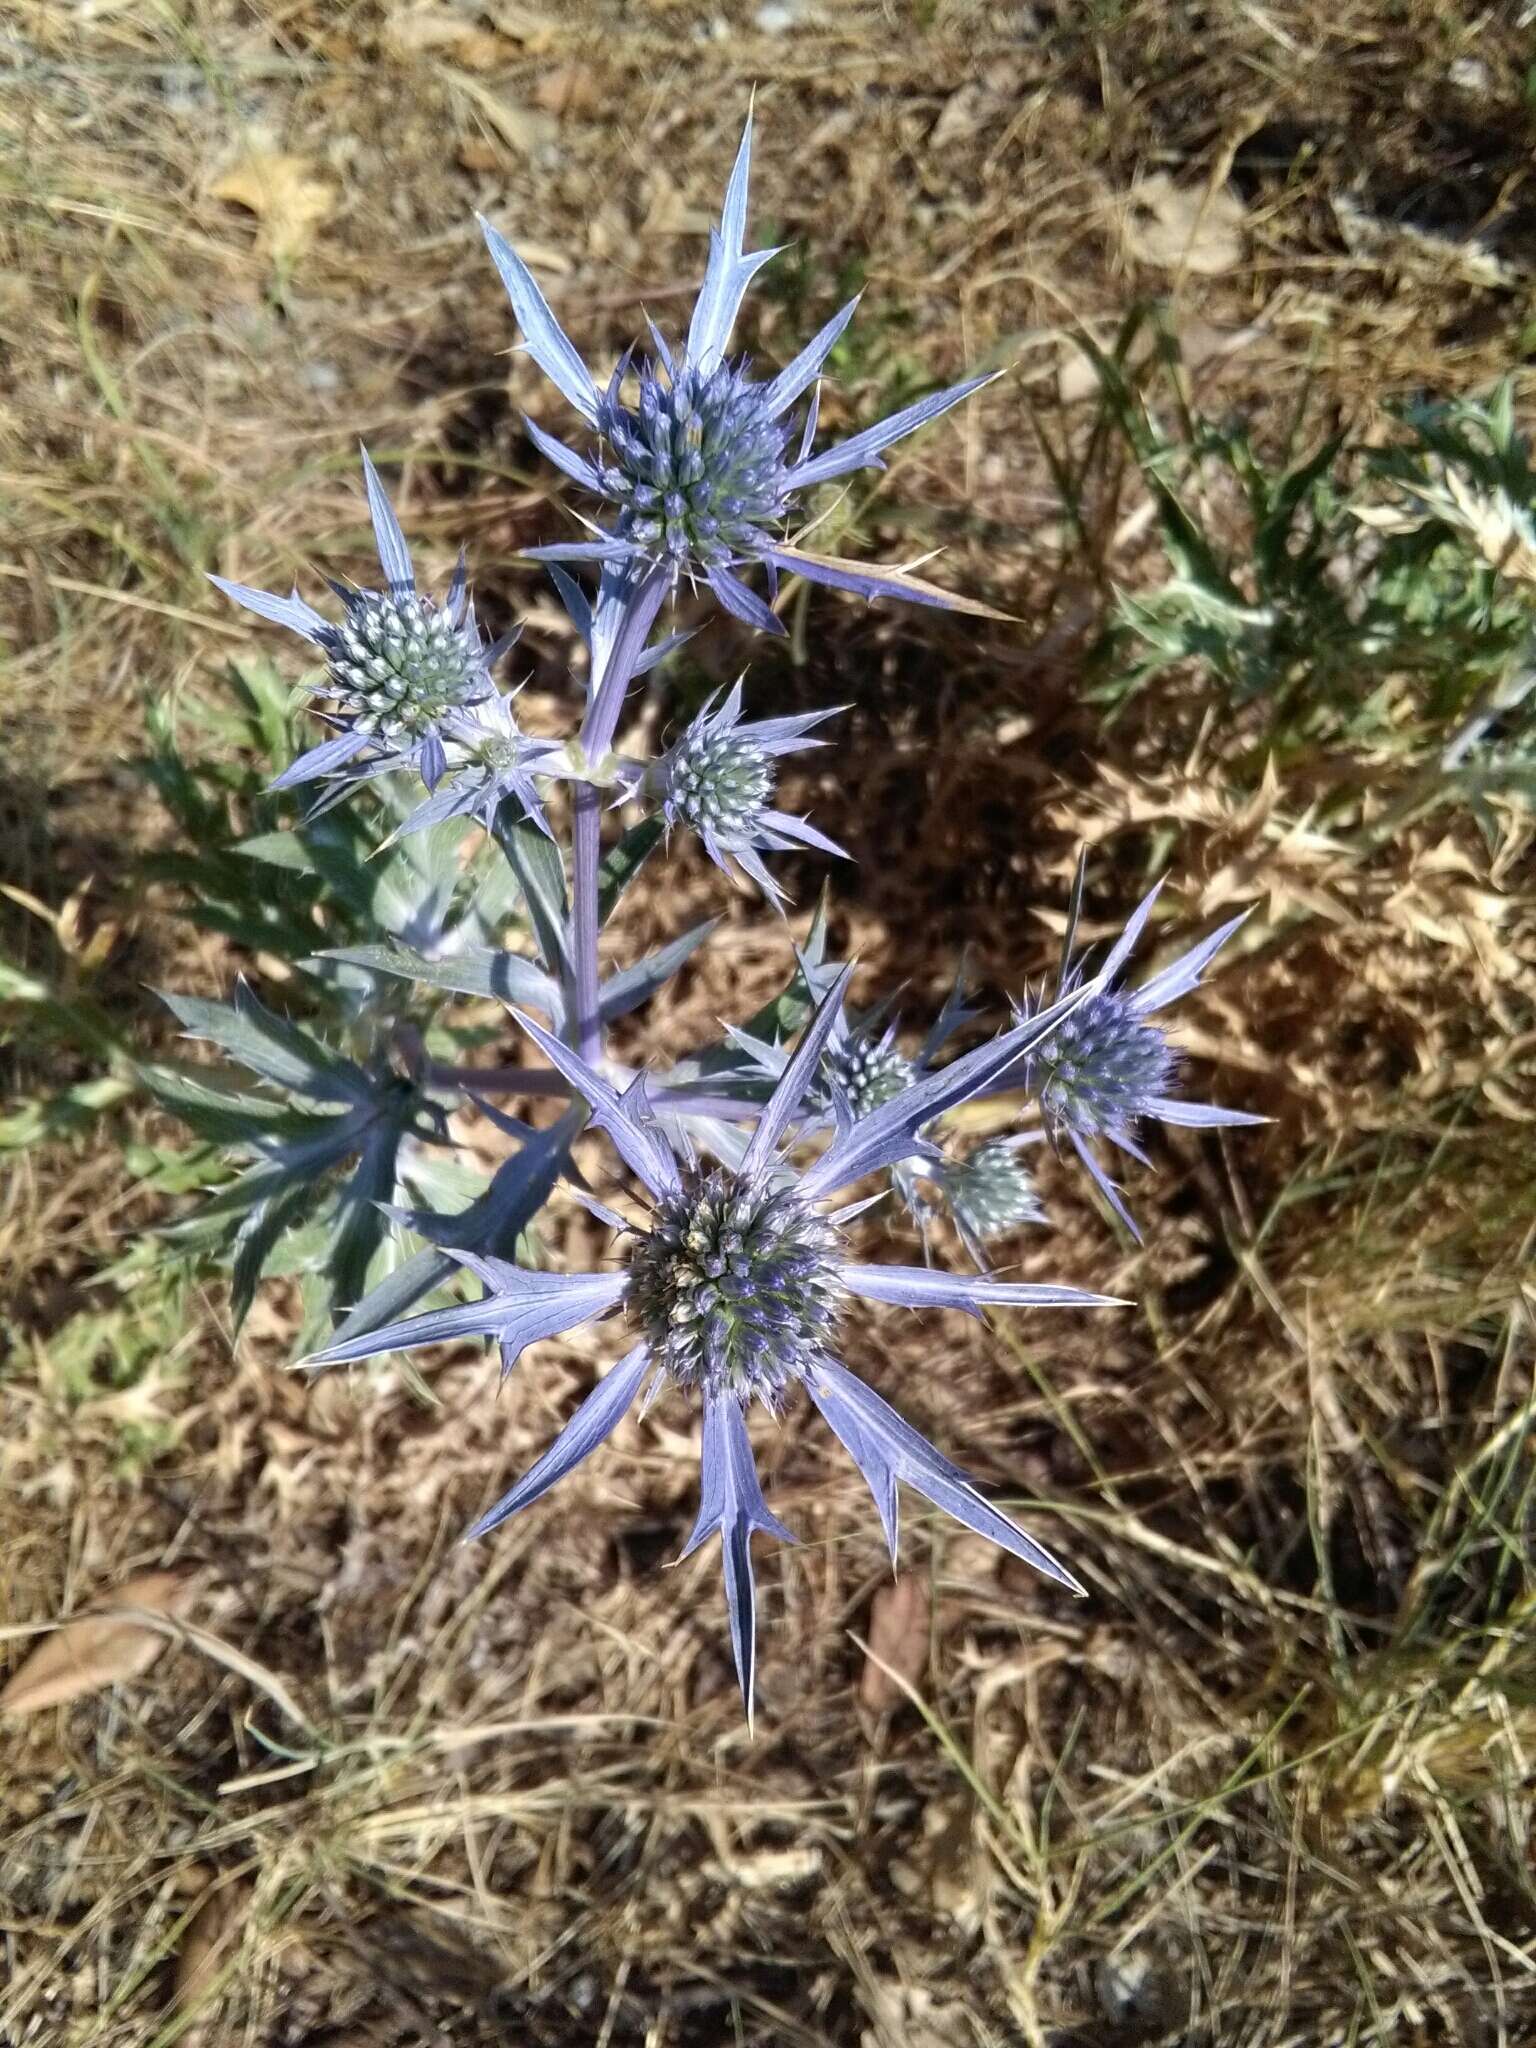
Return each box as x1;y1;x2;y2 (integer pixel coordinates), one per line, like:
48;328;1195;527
1010;859;1265;1239
306;971;1124;1724
651;679;847;907
480;111;998;634
210;448;535;806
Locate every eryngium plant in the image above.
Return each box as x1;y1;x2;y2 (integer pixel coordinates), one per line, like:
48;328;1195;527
171;113;1263;1720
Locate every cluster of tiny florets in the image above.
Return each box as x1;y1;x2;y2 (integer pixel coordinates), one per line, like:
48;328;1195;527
666;722;773;837
943;1141;1044;1242
627;1166;842;1403
320;592;488;741
1028;990;1174;1141
824;1037;915;1120
596;354;792;572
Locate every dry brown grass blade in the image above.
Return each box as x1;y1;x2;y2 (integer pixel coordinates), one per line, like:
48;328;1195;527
769;542;1017;621
0;1573;195;1715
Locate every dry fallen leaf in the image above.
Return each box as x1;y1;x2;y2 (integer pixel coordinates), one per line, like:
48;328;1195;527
859;1573;931;1711
382;4;506;63
211;153;334;269
533;63;601;117
444;72;557;159
175;1877;250;2030
0;1571;195;1715
1122;173;1246;277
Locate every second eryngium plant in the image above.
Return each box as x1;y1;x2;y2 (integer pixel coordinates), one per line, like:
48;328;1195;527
182;114;1259;1719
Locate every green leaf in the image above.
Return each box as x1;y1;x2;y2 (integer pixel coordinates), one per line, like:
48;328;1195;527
231;1176;327;1329
327;1123;406;1316
490;805;570;982
235;829;314;873
316;942;560;1016
597;815;665;925
144;1064;334;1144
598;918;719;1022
162;986;370;1104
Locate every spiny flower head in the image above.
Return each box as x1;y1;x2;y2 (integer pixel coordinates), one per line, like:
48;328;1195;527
940;1137;1044;1266
665;707;772;835
210;448;514;801
628;1165;841;1405
326;587;485;745
652;681;846;908
824;1023;914;1119
480;111;997;636
1030;988;1175;1143
596;347;793;578
305;968;1124;1723
1005;858;1264;1240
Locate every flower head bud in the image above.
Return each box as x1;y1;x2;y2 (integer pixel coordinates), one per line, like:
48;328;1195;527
824;1031;915;1120
651;682;846;907
665;719;773;839
942;1139;1044;1244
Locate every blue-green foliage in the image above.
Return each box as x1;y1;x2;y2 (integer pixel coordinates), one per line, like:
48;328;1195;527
1077;313;1536;812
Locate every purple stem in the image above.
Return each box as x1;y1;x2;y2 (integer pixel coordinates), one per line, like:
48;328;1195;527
570;568;670;1063
427;1062;574;1097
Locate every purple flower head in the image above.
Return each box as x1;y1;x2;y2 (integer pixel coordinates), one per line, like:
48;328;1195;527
479;111;997;635
651;680;847;907
210;448;520;803
1008;857;1265;1240
305;970;1125;1724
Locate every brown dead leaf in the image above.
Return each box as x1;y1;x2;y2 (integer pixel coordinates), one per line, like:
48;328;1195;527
1122;173;1246;277
211;153;334;269
175;1877;250;2029
859;1573;930;1711
382;4;507;63
0;1572;195;1715
445;72;557;158
533;63;601;117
